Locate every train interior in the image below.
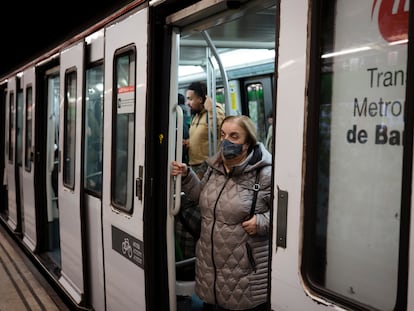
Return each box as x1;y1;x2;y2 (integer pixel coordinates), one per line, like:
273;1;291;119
177;0;275;143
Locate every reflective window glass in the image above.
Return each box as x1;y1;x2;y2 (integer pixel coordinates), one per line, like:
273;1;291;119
84;65;103;195
8;92;14;163
112;51;136;212
63;71;77;189
25;86;33;171
305;1;408;310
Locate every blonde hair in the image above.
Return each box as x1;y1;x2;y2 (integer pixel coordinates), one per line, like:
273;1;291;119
221;115;257;147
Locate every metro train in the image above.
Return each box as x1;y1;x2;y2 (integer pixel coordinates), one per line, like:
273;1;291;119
0;0;413;310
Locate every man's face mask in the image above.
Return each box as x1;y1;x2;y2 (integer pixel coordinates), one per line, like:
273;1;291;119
221;139;244;159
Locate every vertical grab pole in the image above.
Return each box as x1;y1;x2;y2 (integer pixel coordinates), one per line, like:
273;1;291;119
202;30;231;156
201;30;231;114
172;104;183;216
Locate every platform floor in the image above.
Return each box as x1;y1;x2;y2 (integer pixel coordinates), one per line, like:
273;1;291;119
0;223;71;311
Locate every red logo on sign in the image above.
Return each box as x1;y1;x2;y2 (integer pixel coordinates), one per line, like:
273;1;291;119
372;0;408;42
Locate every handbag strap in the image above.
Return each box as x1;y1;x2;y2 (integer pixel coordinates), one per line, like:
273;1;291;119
249;168;261;219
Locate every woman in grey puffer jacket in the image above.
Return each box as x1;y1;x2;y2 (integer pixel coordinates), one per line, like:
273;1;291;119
172;115;272;311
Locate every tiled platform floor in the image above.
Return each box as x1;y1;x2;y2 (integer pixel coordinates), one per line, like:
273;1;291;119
0;224;71;311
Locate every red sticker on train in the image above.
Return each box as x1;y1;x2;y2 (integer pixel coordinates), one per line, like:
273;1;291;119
118;85;134;93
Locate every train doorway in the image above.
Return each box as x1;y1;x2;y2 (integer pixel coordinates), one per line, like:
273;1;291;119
44;69;61;269
166;0;276;309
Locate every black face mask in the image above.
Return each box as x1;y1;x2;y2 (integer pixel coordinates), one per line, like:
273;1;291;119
221;139;244;159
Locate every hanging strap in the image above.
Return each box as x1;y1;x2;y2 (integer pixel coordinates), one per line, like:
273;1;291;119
248;168;261;219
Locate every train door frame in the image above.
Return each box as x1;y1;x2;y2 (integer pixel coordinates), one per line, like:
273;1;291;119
82;29;106;311
101;6;147;310
58;41;86;304
33;62;62;278
164;1;277;310
5;76;20;232
167;25;181;311
0;82;7;217
16;78;24;233
21;67;37;251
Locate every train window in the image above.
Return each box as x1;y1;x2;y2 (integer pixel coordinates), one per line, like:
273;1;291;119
8;91;14;163
47;73;60;205
84;64;103;195
246;83;266;143
63;70;77;190
111;50;136;212
304;1;408;310
16;90;23;167
24;86;33;172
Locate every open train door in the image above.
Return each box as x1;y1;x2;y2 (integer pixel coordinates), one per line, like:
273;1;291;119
270;1;317;309
21;68;37;251
57;41;86;304
101;5;148;310
271;1;413;311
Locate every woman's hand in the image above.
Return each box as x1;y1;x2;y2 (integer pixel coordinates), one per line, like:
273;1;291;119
171;161;188;177
242;215;257;235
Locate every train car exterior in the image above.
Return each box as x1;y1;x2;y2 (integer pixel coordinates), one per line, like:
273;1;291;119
0;0;413;311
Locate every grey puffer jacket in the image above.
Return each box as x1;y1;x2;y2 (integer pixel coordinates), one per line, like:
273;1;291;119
182;143;272;310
